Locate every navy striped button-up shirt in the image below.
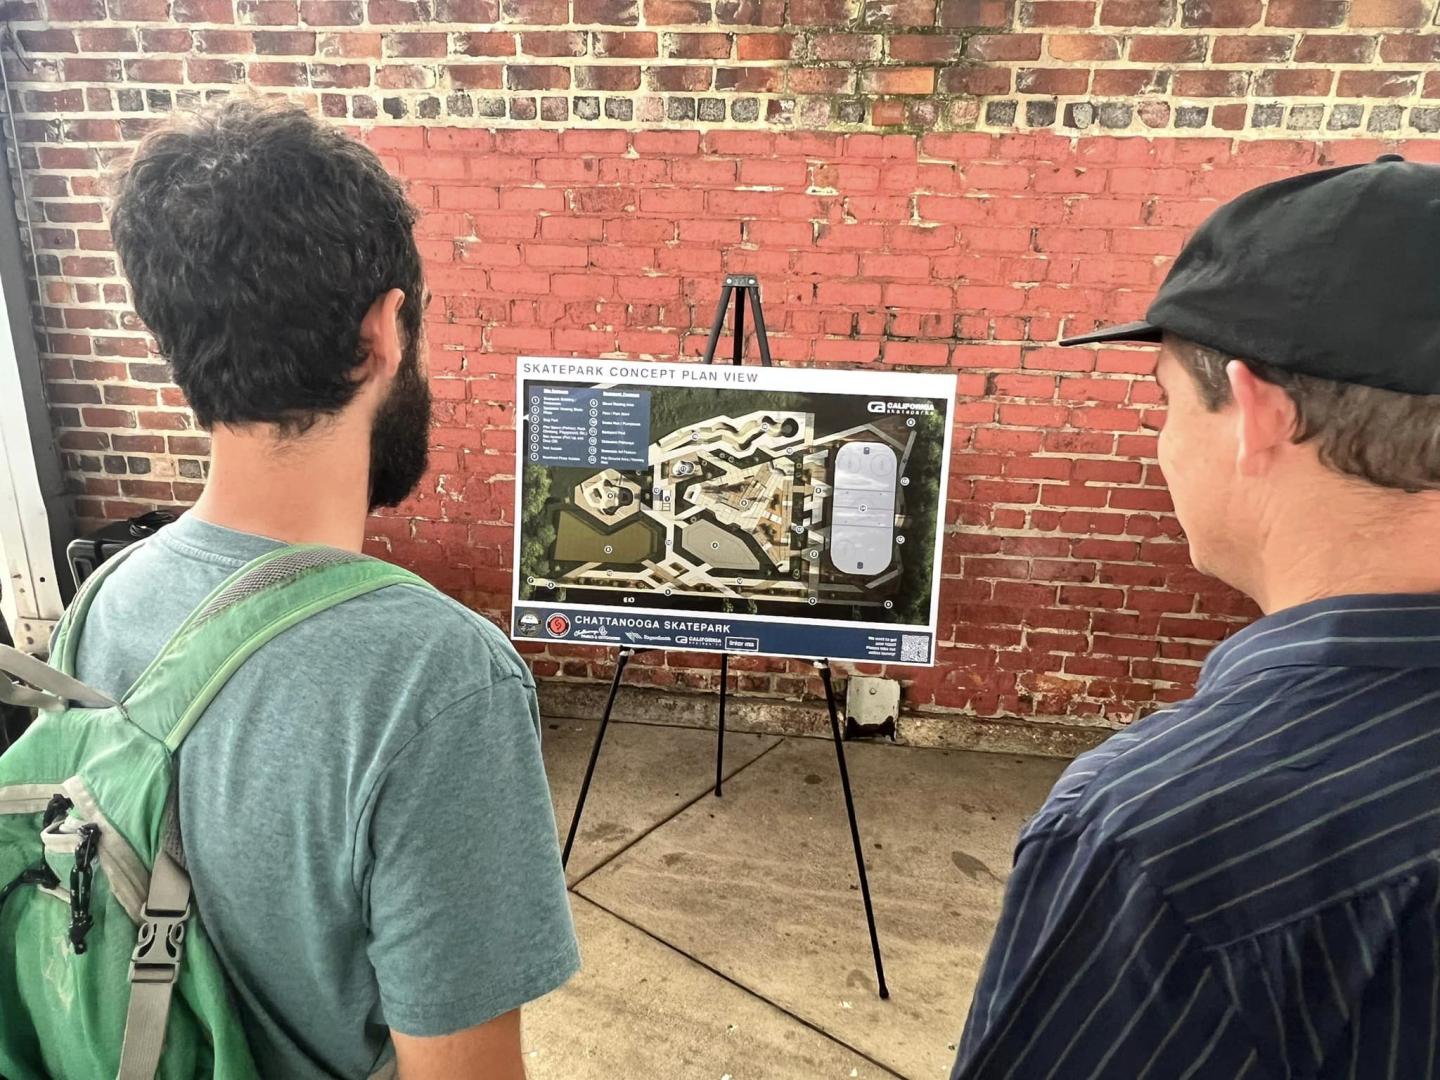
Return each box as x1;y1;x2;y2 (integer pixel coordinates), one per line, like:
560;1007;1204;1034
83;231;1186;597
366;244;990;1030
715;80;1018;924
952;594;1440;1080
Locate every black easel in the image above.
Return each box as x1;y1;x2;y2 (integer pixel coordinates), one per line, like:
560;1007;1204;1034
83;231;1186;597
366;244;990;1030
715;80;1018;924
561;275;889;1000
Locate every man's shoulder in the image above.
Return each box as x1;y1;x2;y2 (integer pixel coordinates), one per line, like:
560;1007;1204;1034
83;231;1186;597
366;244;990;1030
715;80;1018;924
333;578;530;688
1024;668;1317;846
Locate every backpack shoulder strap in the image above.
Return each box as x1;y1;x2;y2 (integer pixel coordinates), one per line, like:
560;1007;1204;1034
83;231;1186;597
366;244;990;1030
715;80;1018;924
50;537;150;677
120;544;429;751
114;545;428;1080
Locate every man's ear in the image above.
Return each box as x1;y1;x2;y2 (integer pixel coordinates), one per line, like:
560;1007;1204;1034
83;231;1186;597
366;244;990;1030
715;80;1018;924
1228;359;1297;477
357;288;407;384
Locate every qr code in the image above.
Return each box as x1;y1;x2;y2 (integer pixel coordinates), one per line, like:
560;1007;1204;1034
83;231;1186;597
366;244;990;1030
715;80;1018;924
900;635;929;663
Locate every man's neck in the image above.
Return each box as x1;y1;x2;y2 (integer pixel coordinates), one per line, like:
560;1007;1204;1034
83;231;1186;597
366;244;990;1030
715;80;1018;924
1249;490;1440;615
189;422;371;552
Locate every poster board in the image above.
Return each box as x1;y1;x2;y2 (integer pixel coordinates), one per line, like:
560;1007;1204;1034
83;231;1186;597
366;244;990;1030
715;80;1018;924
511;358;956;666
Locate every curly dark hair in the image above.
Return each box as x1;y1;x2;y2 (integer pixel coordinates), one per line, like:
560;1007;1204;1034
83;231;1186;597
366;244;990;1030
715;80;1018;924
110;99;423;435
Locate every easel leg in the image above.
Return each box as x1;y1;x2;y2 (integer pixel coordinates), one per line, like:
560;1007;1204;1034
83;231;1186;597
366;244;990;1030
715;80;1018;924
562;648;633;868
715;653;729;797
816;660;890;1000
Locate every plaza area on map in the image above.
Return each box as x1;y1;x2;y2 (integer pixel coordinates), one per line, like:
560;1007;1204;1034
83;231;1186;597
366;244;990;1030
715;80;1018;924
515;368;951;633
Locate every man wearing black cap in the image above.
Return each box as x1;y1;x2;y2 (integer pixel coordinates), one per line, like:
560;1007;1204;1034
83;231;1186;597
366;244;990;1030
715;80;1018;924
950;156;1440;1079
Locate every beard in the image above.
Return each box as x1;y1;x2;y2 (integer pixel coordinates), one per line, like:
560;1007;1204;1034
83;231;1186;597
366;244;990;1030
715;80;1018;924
367;340;432;511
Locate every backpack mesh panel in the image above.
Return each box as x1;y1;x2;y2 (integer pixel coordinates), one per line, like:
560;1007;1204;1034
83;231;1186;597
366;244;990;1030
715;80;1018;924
190;549;363;629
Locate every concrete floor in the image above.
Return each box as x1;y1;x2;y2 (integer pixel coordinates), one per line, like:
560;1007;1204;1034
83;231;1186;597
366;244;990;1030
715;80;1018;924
524;717;1067;1080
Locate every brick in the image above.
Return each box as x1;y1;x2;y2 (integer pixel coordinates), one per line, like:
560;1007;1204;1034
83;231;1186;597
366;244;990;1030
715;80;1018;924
1047;32;1121;57
123;59;184;81
446;63;504;87
1351;0;1428;25
644;0;711;18
1093;66;1168;94
1016;67;1090;94
939;0;1012;22
501;0;569;17
1180;0;1258;23
1018;0;1094;23
1098;0;1172;22
665;31;733;56
237;0;300;21
310;62;370;86
574;0;638;17
1173;69;1248;96
860;0;936;24
966;31;1043;57
506;63;571;89
713;0;786;22
1128;32;1208;59
861;66;936;94
520;30;588;54
1254;67;1333;95
253;30;317;53
1379;33;1440;61
367;0;425;16
195;29;254;52
788;66;853;93
648;64;713;90
1295;31;1378;60
299;0;363;20
248;60;307;83
573;64;642;88
789;0;848;20
1265;0;1346;24
436;0;499;15
19;29;77;52
380;30;444;56
812;32;882;59
456;32;516;55
1212;33;1295;60
138;28;193;50
188;59;247;82
595;30;657;54
46;0;104;15
737;31;792;57
1337;69;1420;96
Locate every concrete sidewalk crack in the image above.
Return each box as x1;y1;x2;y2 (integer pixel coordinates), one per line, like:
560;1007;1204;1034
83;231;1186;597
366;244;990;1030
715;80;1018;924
576;893;908;1080
567;734;788;890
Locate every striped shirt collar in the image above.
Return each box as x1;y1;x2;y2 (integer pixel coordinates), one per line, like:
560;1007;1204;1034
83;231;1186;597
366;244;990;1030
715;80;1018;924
1200;592;1440;689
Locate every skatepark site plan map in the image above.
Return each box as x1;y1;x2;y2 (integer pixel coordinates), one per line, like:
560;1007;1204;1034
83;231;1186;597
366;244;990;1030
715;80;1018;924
511;358;956;665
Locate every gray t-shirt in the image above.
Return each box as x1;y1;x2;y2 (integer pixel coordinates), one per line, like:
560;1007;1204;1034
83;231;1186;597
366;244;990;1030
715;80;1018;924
72;514;579;1079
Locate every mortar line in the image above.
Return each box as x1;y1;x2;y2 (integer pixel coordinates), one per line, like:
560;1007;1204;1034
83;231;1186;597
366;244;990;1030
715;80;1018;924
566;734;788;889
574;891;910;1080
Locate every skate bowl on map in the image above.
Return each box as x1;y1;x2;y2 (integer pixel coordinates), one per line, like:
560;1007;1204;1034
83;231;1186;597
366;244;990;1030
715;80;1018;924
829;441;897;576
679;518;763;572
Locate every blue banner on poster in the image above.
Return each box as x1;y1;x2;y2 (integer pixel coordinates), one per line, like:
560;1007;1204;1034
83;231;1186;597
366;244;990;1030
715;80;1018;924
512;605;935;665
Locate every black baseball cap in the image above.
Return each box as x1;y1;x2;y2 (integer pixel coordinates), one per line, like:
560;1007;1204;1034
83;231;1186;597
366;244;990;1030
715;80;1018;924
1060;155;1440;396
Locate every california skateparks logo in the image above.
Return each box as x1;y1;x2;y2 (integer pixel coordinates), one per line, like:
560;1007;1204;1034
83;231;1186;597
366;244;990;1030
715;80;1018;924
545;613;571;637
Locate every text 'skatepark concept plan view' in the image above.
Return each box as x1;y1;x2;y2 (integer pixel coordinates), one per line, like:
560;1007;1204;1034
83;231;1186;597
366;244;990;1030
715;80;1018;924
511;359;957;666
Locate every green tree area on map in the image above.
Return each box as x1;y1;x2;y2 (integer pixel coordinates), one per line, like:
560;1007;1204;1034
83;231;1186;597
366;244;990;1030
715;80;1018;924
517;463;555;600
891;404;946;626
648;386;811;437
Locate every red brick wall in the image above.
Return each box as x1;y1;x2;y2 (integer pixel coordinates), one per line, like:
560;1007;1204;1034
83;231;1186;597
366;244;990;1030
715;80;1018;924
10;0;1440;735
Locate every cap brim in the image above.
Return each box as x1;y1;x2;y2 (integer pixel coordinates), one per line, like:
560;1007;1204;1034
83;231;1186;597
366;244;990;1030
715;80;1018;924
1059;321;1163;347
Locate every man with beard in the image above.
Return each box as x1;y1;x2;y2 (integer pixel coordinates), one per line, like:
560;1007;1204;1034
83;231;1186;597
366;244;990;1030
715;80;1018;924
84;102;578;1078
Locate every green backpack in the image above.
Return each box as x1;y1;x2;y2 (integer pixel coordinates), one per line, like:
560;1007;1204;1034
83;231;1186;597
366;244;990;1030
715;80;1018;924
0;543;425;1079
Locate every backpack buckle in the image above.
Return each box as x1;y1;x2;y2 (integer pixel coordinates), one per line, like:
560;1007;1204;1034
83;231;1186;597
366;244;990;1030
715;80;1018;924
129;901;191;984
